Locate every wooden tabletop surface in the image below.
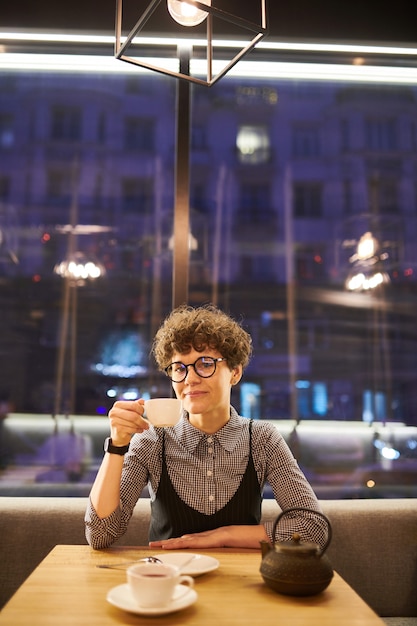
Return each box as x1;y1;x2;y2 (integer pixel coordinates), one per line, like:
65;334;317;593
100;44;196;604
0;545;385;626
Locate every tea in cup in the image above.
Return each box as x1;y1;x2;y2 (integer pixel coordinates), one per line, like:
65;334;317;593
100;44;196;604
144;398;182;427
127;563;194;607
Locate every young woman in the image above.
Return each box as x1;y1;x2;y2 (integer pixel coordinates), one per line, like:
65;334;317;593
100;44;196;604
85;304;326;550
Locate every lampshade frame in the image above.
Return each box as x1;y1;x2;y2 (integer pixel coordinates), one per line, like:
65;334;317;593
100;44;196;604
115;0;268;86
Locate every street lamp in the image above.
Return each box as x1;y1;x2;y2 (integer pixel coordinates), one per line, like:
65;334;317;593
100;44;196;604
346;231;390;292
54;251;105;287
344;230;393;425
53;251;106;417
52;159;107;417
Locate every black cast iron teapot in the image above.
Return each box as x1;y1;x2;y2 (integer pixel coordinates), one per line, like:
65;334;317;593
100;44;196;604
260;507;334;596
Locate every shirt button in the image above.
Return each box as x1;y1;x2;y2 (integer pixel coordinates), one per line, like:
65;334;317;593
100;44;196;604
209;495;214;502
208;447;213;454
207;470;212;477
207;437;213;444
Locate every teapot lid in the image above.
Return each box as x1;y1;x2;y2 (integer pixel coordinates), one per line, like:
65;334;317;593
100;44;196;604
271;507;333;557
276;533;320;555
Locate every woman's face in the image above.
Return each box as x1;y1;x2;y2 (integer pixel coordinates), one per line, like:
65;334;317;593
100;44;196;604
169;347;242;419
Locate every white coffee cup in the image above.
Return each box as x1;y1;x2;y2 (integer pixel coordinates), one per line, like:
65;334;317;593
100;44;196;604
127;562;194;607
144;398;182;427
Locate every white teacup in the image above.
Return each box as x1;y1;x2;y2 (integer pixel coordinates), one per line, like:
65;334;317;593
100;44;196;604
127;562;194;607
144;398;182;427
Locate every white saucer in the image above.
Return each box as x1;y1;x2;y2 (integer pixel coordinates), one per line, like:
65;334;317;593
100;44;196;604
107;583;197;616
152;552;220;576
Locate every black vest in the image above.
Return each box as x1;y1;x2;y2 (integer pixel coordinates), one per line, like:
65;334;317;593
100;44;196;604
149;420;262;541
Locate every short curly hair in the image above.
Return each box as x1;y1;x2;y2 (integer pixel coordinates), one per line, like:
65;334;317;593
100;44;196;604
152;304;252;372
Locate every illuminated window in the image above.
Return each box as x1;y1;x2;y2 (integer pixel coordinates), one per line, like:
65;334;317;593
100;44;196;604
296;380;311;418
236;125;270;164
362;390;387;423
240;382;261;420
313;382;328;416
295;380;328;417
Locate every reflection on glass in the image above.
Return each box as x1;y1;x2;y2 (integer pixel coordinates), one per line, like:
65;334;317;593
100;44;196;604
0;36;417;499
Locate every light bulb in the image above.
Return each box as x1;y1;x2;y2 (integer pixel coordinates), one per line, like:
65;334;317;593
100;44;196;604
167;0;211;27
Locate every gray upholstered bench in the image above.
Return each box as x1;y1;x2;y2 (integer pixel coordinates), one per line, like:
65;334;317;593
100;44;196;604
0;497;416;625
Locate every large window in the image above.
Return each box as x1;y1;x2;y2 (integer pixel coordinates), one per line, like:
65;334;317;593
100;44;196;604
1;35;417;499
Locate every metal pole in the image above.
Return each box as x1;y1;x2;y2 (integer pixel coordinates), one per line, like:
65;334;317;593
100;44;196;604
212;165;227;305
53;158;79;418
172;45;191;308
284;166;299;424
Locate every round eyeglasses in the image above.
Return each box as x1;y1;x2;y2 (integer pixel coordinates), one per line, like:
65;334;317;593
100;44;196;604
165;356;227;383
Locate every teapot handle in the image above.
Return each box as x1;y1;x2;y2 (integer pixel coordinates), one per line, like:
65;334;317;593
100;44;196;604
272;507;332;556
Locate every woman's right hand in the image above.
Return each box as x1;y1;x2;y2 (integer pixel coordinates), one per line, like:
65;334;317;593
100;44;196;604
108;399;149;446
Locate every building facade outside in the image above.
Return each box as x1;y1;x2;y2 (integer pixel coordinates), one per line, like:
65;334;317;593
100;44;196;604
0;64;417;432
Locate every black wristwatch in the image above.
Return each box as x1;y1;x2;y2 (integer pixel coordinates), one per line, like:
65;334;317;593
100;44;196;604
104;437;130;455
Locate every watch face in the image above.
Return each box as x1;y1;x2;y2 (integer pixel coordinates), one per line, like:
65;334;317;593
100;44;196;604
104;438;129;454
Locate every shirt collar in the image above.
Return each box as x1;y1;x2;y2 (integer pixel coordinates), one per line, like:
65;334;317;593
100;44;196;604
173;406;244;453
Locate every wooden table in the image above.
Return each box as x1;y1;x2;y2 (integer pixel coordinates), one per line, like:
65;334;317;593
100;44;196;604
0;545;385;626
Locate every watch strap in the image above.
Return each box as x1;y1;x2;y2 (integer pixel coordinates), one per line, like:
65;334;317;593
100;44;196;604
104;437;130;455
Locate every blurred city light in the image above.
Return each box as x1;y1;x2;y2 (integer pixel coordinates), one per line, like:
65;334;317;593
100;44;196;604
54;252;105;286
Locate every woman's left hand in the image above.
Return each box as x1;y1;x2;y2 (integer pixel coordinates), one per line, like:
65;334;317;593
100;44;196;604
149;528;227;550
149;524;269;550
